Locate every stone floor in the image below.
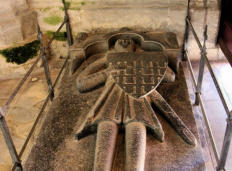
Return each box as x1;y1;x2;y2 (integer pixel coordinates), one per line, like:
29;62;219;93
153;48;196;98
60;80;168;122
0;66;62;171
184;56;232;171
0;40;68;171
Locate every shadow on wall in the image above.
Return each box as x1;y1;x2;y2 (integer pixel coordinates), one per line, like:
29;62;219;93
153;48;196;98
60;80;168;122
218;0;232;65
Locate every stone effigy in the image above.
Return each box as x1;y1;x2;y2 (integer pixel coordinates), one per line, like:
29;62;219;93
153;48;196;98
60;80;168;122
71;28;197;171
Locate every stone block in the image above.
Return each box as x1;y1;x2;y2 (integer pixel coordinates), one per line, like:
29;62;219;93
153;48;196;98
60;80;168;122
0;19;23;45
14;0;29;12
70;7;174;33
68;1;188;48
20;10;38;39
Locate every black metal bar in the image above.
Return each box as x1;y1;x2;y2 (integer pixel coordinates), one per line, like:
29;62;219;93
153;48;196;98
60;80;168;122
203;49;231;116
217;112;232;171
3;56;41;112
195;25;208;105
11;53;70;171
185;52;220;163
10;96;49;171
187;18;231;116
62;0;73;46
184;0;232;168
0;110;22;171
53;52;70;87
2;14;68;171
47;20;67;46
188;17;232;169
18;96;50;158
66;17;73;46
182;0;191;61
37;25;54;101
195;0;208;105
20;56;69;159
187;19;203;50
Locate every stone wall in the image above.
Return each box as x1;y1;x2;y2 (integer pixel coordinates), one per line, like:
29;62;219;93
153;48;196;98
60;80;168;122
0;0;37;48
0;0;221;55
30;0;221;60
188;0;222;60
0;0;222;81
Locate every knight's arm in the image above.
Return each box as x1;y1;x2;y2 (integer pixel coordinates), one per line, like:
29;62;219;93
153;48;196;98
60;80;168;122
76;57;109;92
69;48;86;75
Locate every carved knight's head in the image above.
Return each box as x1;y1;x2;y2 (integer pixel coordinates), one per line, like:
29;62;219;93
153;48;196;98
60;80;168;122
114;39;135;52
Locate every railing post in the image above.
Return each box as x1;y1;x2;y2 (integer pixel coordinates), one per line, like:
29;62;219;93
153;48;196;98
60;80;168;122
37;25;54;101
0;109;22;171
195;25;207;105
217;112;232;171
182;0;191;61
62;0;73;46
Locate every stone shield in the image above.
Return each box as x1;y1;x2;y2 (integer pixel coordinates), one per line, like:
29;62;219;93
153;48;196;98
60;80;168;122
107;51;168;98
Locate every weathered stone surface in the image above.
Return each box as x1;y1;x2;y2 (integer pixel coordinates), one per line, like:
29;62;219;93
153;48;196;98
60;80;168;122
21;10;38;40
24;30;205;170
23;61;205;171
0;19;23;46
0;0;37;47
69;6;184;42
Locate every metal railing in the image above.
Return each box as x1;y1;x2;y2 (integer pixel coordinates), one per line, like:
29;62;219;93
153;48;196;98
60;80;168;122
0;0;73;170
1;0;231;170
183;0;232;170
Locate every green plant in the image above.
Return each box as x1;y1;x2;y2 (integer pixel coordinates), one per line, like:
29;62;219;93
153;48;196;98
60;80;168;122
65;1;71;8
46;31;67;41
72;1;87;6
59;1;87;11
40;7;51;12
70;7;81;11
0;40;40;64
44;16;63;25
81;1;86;5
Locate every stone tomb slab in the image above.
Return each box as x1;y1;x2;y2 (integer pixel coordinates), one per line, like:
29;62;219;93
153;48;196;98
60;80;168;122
24;30;205;171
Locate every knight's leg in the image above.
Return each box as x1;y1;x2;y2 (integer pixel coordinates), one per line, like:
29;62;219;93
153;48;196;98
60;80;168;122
125;122;146;171
148;90;197;146
94;121;118;171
